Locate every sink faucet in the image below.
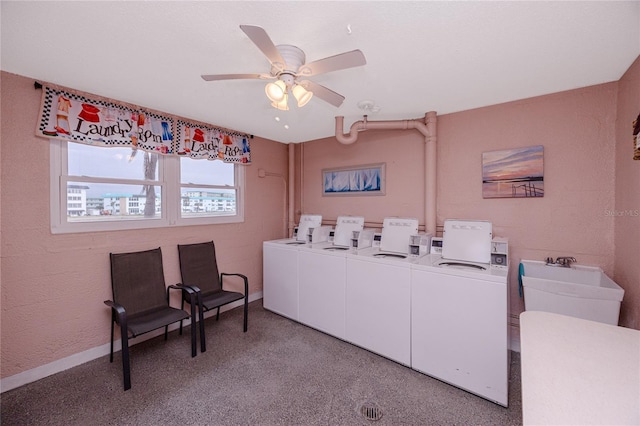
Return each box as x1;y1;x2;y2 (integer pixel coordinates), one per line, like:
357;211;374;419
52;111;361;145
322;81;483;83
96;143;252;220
546;256;577;267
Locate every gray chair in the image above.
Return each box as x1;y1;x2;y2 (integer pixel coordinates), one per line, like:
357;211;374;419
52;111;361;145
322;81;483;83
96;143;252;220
104;247;203;391
178;241;249;352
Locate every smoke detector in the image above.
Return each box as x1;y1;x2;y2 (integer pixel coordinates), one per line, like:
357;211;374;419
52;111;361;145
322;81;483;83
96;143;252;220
357;100;381;114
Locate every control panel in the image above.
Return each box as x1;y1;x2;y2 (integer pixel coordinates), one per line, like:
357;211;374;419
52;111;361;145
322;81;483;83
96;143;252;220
430;237;443;254
490;237;509;269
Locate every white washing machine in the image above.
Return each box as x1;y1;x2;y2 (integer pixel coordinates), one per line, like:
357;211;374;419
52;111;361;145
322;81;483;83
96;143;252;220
345;217;420;366
263;214;322;320
410;220;510;406
297;216;365;339
263;238;302;320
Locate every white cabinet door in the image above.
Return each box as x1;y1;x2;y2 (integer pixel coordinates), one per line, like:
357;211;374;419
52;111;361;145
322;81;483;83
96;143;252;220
298;251;346;339
411;269;508;406
263;243;298;320
346;258;411;365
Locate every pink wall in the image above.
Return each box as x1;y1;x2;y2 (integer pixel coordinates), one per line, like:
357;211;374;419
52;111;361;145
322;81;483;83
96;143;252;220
614;56;640;330
0;71;289;379
439;84;619;321
2;55;639;384
301;82;625;327
299;130;425;227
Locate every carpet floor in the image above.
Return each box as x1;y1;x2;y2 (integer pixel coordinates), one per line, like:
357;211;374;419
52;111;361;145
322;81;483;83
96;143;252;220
1;301;522;425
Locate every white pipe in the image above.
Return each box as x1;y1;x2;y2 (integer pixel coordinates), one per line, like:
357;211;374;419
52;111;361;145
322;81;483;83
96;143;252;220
424;111;437;236
334;112;438;235
288;143;295;238
335;115;430;145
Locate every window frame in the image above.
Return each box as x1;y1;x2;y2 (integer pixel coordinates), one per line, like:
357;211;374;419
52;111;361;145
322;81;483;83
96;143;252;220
50;140;244;234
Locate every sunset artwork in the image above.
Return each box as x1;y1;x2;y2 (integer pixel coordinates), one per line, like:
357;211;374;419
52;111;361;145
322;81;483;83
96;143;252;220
482;145;544;198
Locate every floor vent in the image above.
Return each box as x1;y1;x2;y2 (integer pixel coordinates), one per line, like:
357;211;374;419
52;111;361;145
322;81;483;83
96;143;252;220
360;402;383;421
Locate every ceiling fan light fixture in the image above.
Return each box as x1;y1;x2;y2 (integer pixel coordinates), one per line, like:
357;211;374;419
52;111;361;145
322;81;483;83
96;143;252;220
265;80;286;102
292;84;313;107
271;92;289;111
203;26;367;109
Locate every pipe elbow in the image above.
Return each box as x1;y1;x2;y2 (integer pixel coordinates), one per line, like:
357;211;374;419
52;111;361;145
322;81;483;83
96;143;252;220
407;120;430;138
335;116;360;145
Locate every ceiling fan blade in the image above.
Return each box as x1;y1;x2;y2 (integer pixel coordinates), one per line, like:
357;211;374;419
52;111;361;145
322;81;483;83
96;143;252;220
239;25;285;70
300;80;345;107
298;50;366;77
201;73;271;82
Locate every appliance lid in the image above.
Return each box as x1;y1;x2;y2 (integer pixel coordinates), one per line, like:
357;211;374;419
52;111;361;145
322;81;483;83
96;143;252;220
333;216;365;247
379;217;419;254
296;214;322;241
441;220;492;264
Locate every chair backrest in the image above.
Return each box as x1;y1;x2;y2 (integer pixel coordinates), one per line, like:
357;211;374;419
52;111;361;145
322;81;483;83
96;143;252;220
177;241;221;295
110;247;168;316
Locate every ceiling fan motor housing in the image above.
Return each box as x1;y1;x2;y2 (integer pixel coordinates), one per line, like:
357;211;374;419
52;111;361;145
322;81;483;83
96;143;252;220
272;45;306;80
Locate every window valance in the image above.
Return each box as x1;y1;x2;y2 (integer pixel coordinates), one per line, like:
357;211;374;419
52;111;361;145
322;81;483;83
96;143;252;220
35;82;251;164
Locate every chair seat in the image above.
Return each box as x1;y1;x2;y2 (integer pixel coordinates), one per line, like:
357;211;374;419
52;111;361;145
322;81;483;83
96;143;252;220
201;290;244;311
127;307;190;337
177;241;249;340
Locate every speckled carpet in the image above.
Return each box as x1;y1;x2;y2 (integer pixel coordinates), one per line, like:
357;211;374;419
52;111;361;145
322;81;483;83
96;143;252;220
1;301;522;425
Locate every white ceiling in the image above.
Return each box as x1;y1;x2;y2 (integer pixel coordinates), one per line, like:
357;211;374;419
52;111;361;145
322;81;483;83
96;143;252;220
2;1;639;144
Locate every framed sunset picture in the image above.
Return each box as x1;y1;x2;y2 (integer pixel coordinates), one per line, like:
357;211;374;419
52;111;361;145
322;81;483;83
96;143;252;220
482;145;544;198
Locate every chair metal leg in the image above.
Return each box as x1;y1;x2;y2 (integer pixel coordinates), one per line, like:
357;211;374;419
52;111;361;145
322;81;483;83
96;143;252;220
197;292;206;353
179;298;185;336
189;297;197;358
240;274;249;332
105;301;130;389
243;295;248;333
109;317;115;362
119;322;131;391
216;307;220;321
164;325;169;341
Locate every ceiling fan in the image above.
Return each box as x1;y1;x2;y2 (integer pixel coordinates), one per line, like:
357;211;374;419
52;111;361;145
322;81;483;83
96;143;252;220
201;25;366;109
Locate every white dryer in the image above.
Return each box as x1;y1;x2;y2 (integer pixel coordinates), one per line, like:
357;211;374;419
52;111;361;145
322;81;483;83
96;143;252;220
263;214;322;320
297;216;364;339
345;217;420;366
410;219;510;406
263;238;301;320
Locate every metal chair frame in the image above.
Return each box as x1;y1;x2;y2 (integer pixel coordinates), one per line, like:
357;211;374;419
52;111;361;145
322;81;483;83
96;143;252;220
105;247;204;390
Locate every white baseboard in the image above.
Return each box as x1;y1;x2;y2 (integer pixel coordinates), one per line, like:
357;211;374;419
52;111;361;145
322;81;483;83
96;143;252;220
0;291;263;393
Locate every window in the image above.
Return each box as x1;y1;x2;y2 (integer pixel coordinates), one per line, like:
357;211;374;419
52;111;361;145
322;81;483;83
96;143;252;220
50;140;244;233
178;157;239;222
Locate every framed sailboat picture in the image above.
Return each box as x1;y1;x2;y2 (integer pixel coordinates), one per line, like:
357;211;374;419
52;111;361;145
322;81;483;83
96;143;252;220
482;146;544;198
322;163;385;196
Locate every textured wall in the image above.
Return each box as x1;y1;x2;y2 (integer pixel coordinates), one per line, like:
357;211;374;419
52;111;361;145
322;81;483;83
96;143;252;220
0;71;289;379
437;83;618;322
301;82;620;326
2;56;638;383
614;55;640;330
300;130;425;226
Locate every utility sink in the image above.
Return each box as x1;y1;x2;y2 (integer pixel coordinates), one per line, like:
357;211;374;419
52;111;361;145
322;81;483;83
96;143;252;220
520;260;624;325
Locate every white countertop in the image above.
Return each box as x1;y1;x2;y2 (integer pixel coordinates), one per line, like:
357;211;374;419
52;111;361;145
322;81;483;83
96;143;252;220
520;311;640;425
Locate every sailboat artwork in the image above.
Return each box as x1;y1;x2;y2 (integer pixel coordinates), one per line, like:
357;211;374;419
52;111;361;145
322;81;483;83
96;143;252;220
482;145;544;198
323;164;385;196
